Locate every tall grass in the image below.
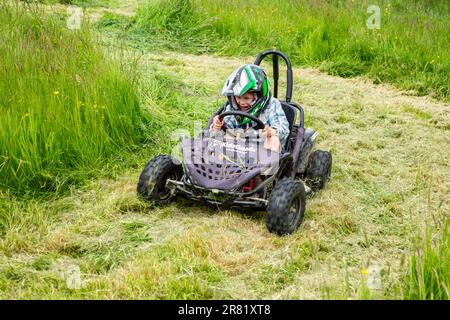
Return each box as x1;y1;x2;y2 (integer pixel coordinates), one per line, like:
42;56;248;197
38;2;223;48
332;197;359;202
131;0;450;102
0;1;147;193
403;215;449;299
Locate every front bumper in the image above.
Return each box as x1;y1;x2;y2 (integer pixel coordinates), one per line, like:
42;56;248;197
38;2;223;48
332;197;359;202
165;178;270;209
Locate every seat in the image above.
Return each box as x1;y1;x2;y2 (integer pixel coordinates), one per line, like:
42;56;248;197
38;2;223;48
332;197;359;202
281;102;296;132
281;102;297;151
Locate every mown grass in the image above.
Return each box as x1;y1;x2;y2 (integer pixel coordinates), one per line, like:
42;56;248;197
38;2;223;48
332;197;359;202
123;0;450;102
0;1;148;194
36;0;118;8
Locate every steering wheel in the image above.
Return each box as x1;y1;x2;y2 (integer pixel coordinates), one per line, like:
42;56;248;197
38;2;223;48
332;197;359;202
218;111;265;130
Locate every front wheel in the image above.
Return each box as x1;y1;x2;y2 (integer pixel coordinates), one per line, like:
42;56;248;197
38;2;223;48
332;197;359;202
266;178;306;235
137;155;182;205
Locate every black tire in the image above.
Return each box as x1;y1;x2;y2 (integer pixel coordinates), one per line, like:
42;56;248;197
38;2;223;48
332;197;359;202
305;150;332;191
266;178;306;236
137;155;183;205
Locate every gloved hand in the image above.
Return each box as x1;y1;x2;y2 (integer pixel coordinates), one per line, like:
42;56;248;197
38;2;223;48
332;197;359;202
211;115;224;131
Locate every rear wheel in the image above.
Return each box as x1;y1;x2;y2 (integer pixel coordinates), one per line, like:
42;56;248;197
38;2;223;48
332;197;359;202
137;155;183;205
266;178;306;235
305;150;332;191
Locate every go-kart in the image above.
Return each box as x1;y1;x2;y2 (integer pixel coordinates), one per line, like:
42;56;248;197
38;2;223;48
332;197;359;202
137;50;332;235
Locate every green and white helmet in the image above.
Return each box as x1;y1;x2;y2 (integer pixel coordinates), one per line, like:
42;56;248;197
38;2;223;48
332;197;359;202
221;64;271;126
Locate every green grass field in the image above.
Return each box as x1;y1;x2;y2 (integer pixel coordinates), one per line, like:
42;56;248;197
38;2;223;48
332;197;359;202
0;0;448;299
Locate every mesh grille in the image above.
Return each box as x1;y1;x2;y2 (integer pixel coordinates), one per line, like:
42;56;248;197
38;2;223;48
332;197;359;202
181;135;279;190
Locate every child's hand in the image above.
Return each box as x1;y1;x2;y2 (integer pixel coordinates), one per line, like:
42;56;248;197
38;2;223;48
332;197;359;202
259;125;278;138
259;125;281;152
211;115;224;131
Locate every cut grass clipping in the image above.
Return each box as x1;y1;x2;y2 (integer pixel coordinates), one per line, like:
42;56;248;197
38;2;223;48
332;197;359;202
0;1;147;194
127;0;449;102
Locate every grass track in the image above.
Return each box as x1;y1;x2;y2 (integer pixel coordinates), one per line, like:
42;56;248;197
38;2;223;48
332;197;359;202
1;48;448;298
